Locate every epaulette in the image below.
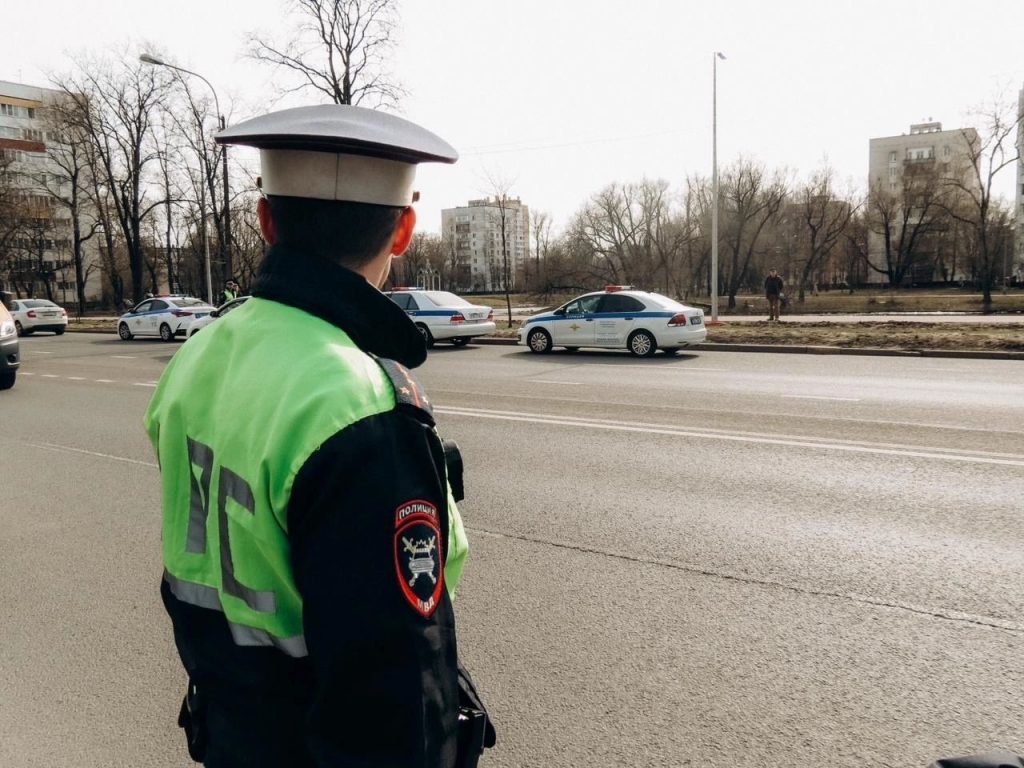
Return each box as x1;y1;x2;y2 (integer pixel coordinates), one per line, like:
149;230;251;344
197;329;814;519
373;356;434;422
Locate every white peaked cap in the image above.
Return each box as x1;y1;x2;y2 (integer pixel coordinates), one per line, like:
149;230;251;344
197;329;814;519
216;105;458;206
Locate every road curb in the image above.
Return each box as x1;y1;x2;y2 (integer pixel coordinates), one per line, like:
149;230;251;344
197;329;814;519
472;336;1023;360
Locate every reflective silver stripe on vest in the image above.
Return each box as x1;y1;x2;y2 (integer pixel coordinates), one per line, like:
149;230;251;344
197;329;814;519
163;570;308;658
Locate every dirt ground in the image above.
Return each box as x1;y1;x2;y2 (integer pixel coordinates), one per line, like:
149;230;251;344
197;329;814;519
704;321;1023;351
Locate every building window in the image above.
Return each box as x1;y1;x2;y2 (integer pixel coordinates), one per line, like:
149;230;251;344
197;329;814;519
889;151;897;163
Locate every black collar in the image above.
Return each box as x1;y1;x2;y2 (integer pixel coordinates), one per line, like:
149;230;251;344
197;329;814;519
251;244;427;368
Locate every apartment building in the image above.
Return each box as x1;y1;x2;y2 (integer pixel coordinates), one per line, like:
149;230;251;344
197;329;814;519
441;197;530;292
866;120;979;284
0;80;102;304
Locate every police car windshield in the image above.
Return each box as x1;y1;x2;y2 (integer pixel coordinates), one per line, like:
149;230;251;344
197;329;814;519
645;293;688;311
420;292;473;308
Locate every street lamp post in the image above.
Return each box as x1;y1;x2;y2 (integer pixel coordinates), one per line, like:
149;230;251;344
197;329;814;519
140;53;231;302
711;51;726;323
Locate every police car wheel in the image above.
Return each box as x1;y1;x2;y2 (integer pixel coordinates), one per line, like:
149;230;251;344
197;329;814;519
14;321;23;336
159;323;175;342
117;322;133;341
451;337;469;347
527;328;552;353
628;330;657;357
416;323;435;349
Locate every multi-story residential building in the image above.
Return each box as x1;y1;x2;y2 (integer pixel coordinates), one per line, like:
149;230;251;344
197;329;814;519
441;197;530;292
0;80;102;305
866;120;979;285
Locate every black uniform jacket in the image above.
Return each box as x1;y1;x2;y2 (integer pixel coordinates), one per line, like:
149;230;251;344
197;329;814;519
161;244;460;768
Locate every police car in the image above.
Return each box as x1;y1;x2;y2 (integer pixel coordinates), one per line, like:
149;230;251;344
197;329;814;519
385;288;496;348
518;286;707;356
117;296;217;342
186;295;250;338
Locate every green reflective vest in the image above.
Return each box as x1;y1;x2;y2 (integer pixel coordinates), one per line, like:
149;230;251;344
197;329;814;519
144;297;468;657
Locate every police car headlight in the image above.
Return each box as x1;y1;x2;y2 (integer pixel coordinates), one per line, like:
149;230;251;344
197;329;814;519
0;320;14;338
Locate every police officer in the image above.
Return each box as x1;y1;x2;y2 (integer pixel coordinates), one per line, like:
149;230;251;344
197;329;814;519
144;105;492;767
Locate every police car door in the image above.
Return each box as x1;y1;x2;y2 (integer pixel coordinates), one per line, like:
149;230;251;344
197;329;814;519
553;295;599;346
594;293;645;346
146;299;169;335
129;300;154;335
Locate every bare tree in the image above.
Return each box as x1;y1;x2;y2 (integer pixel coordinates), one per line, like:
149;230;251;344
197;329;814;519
249;0;403;107
482;174;521;327
718;160;787;309
864;160;951;288
56;51;173;303
792;166;858;301
529;210;553;292
942;96;1023;306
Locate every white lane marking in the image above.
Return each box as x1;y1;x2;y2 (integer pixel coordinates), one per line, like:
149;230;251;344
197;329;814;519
32;351;54;355
433;387;1024;437
95;379;115;383
132;382;158;388
20;371;34;376
67;376;86;381
111;355;137;359
782;395;861;402
41;374;59;378
27;442;158;468
529;379;581;385
434;405;1024;467
576;363;726;373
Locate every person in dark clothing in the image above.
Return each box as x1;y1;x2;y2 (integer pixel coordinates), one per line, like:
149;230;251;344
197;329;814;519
765;269;785;321
144;105;493;768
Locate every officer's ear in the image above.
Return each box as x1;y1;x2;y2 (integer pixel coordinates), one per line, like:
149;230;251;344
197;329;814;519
390;207;416;257
257;197;277;246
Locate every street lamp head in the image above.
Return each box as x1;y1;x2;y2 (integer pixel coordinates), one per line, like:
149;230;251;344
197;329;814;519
139;53;166;66
716;52;727;60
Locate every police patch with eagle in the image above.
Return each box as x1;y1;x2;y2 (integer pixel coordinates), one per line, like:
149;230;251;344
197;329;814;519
394;500;445;617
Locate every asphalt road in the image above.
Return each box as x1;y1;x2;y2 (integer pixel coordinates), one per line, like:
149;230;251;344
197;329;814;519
2;333;1022;767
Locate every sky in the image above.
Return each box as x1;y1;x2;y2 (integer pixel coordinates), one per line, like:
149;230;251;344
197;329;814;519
3;0;1023;235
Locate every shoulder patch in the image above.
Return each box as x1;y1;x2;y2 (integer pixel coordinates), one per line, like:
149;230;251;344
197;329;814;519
393;500;444;618
374;357;433;418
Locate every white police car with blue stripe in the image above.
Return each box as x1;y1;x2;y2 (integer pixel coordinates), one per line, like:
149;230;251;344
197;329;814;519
386;289;496;348
117;296;217;342
518;286;706;356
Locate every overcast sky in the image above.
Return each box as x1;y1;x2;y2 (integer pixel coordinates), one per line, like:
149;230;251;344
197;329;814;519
4;0;1023;234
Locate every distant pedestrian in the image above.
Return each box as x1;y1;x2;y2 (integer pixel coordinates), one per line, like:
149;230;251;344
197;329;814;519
765;269;784;321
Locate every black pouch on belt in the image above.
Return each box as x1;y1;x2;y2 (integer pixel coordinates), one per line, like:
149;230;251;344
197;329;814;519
455;661;496;767
177;678;208;763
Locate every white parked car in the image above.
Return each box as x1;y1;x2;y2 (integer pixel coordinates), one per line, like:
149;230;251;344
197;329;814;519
518;286;707;357
117;296;216;342
385;288;496;348
9;298;68;336
186;295;250;338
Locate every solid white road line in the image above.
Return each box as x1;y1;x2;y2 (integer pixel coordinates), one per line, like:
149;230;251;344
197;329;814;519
434;405;1024;467
28;442;158;468
529;380;582;385
782;395;861;402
